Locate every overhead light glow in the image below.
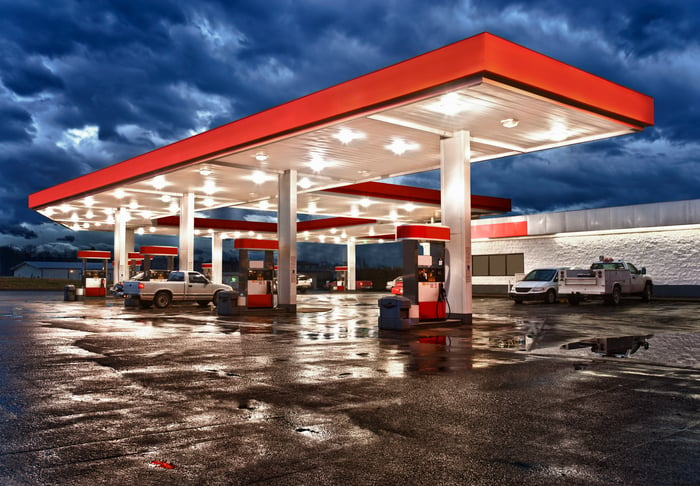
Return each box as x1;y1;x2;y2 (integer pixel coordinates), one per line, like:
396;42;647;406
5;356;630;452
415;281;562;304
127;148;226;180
106;215;115;224
83;196;95;207
330;227;338;234
140;210;152;219
389;209;399;221
82;222;90;229
161;194;172;203
549;122;569;142
333;127;365;144
250;170;268;185
203;180;218;194
402;203;416;212
136;227;145;235
70;213;79;222
129;200;139;210
350;205;360;217
208;228;214;234
114;189;126;199
199;167;212;176
501;118;519;128
307;202;318;214
85;210;94;219
59;204;72;213
233;231;242;238
258;200;270;210
202;198;215;207
385;137;419;156
319;235;326;243
303;231;310;238
43;207;55;217
254;151;268;161
151;175;167;189
298;177;313;189
194;229;201;236
149;227;156;233
334;236;341;244
369;227;375;236
248;231;255;237
168;201;179;213
359;198;372;208
426;92;470;116
308;152;330;172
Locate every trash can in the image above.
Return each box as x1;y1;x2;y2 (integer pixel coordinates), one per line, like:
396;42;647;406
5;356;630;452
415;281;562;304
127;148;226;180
64;285;76;302
378;295;412;330
217;290;240;316
75;287;85;301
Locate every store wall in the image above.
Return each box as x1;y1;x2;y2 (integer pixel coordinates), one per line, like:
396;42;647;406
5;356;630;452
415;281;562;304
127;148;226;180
472;226;700;297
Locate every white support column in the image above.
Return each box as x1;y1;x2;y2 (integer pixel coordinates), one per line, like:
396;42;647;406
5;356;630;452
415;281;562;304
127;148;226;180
179;192;195;271
440;130;472;323
211;234;223;284
278;170;297;311
113;207;129;286
347;240;356;291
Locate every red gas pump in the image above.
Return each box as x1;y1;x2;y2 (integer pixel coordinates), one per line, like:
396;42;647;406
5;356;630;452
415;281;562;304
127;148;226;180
329;266;347;291
396;225;450;321
77;250;110;297
138;246;177;280
201;263;212;280
128;252;143;279
234;239;278;308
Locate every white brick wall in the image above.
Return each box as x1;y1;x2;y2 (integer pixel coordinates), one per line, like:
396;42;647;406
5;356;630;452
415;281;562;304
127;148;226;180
472;226;700;287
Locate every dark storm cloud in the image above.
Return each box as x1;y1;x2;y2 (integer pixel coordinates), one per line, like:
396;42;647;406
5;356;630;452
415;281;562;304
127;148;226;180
0;224;37;239
0;0;698;248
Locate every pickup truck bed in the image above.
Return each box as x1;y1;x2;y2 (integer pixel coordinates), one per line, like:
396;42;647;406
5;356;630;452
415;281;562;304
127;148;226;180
123;271;233;308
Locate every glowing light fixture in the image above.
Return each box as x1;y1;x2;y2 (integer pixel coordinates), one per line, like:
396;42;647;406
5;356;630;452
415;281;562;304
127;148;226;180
59;204;72;213
389;209;399;221
359;198;372;208
368;227;375;236
308;152;329;172
307;202;318;214
85;210;94;219
549;122;569;142
114;189;126;199
298;177;313;189
194;229;201;236
136;227;145;235
129;200;139;210
248;231;255;237
385;137;419;155
350;205;360;217
151;175;167;189
426;92;470;116
70;213;79;222
168;201;179;213
254;151;268;161
140;210;152;219
251;170;268;185
82;222;90;229
333;127;365;144
233;231;242;238
258;200;270;210
330;227;338;234
203;180;218;194
106;215;115;224
199;167;212;176
501;118;519;128
319;235;326;243
202;198;215;207
149;227;156;233
160;194;172;203
83;196;95;207
43;207;55;217
402;203;416;212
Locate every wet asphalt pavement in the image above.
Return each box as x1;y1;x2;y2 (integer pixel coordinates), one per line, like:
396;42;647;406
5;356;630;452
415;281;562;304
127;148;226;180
0;291;698;485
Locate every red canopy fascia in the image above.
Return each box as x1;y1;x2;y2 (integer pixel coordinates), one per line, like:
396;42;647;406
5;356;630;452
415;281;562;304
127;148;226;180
28;32;653;210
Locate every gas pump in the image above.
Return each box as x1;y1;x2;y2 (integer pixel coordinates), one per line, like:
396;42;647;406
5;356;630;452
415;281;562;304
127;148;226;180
138;246;177;280
330;266;347;291
77;250;110;297
234;239;278;308
127;252;143;279
396;225;450;321
201;263;212;280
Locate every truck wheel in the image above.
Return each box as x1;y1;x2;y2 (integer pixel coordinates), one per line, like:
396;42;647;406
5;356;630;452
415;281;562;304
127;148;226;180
545;289;556;305
153;291;172;309
567;296;579;306
642;283;653;302
611;285;622;305
212;291;222;307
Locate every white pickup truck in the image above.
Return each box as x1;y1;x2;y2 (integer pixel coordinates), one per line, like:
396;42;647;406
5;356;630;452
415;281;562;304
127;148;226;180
123;271;233;309
558;258;653;305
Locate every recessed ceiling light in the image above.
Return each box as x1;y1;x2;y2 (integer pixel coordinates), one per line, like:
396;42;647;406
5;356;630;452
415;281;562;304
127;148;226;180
500;118;519;128
114;189;126;199
199;167;212;176
202;197;215;207
136;227;145;235
426;92;470;116
85;210;94;219
151;175;167;189
330;227;338;234
149;227;156;233
318;235;326;243
258;200;270;210
140;210;152;219
254;151;268;161
350;205;360;217
250;171;268;185
203;180;218;194
298;177;313;189
160;194;172;203
402;203;416;212
83;196;95;207
385;137;419;156
359;198;372;208
333;128;365;144
129;200;139;210
308;152;328;172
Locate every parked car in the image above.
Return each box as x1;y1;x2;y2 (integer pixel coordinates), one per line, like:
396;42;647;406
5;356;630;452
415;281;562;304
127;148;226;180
558;258;652;305
296;274;313;293
122;271;233;308
509;268;565;304
386;276;402;291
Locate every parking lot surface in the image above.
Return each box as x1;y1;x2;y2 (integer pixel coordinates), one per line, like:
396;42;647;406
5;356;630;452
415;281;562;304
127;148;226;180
0;291;698;485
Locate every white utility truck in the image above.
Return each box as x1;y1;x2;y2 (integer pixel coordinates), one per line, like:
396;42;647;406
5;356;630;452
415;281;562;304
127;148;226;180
558;257;653;305
123;270;233;309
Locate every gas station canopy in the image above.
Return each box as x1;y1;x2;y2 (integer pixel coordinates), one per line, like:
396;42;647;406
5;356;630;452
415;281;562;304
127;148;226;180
29;32;653;242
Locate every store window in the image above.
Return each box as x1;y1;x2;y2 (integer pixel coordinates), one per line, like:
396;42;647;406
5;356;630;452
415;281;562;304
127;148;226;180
473;253;524;276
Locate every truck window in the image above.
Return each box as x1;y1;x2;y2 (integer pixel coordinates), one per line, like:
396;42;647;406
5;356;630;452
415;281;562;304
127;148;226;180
189;272;207;284
168;272;185;282
627;263;638;274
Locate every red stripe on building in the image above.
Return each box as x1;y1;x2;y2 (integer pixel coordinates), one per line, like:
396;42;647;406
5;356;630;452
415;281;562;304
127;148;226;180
471;221;528;239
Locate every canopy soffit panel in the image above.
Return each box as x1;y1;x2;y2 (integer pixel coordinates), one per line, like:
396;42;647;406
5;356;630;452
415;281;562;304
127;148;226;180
28;32;653;239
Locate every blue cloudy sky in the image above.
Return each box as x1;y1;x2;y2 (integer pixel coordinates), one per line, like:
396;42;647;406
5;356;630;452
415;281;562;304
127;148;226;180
0;0;698;256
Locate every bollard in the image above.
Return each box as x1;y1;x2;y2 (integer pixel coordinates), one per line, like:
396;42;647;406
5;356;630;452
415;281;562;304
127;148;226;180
64;285;76;302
